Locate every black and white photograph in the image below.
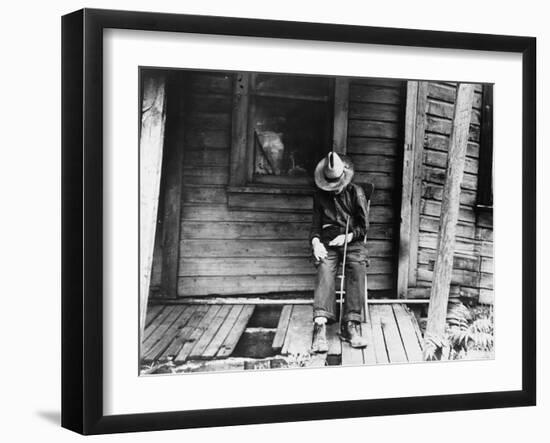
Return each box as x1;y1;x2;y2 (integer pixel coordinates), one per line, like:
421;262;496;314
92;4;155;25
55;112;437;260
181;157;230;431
139;68;495;374
0;0;545;437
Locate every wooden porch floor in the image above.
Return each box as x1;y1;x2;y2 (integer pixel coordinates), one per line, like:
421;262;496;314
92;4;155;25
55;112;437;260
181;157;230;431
141;302;424;371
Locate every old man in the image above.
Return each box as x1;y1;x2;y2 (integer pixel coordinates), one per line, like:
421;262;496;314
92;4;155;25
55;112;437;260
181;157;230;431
310;152;369;353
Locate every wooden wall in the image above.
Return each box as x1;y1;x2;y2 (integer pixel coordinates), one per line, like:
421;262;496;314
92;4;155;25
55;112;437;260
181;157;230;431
346;78;406;296
151;71;406;298
409;82;494;303
177;71;315;296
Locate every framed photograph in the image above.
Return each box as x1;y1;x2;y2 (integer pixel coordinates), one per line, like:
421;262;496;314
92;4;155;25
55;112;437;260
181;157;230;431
62;8;536;435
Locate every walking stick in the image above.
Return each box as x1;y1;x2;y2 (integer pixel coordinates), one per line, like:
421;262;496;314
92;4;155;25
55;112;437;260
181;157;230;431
338;216;351;331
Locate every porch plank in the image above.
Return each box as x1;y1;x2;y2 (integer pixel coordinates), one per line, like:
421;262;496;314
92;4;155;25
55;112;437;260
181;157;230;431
142;305;186;355
377;304;407;363
341;320;371;366
160;305;209;360
188;305;233;359
143;305;175;342
281;305;313;356
361;320;378;365
202;305;244;359
144;306;197;361
410;308;425;348
369;305;390;364
305;354;327;367
142;302;424;368
326;322;342;357
217;305;255;358
175;305;222;363
341;340;364;366
145;304;164;328
272;305;293;352
393;304;424;362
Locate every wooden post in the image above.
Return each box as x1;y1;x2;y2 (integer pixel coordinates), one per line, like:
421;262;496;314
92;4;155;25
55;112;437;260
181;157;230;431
333;78;350;154
160;73;186;299
425;84;475;344
397;81;428;297
140;73;167;337
229;72;250;186
397;82;419;298
408;82;429;287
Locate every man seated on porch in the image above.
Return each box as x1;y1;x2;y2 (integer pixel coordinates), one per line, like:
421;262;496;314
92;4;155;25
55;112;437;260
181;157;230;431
310;152;369;353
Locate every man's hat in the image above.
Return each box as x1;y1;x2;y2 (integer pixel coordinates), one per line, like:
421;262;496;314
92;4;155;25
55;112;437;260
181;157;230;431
314;152;355;192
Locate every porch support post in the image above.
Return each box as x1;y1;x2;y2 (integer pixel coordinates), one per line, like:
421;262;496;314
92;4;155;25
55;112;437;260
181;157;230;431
139;73;167;336
424;84;475;346
160;73;186;299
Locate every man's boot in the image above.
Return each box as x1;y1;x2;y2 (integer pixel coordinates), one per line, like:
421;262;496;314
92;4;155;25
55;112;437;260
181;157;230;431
311;322;329;353
340;320;368;348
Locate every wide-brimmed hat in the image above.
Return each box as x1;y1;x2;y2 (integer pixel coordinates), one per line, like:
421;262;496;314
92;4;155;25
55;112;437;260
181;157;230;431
314;152;355;192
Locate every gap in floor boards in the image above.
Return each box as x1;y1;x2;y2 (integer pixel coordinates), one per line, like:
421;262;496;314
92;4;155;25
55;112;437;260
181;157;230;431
232;328;277;358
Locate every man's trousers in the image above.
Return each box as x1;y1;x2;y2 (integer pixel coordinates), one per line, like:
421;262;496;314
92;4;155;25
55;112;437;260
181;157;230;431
313;242;368;323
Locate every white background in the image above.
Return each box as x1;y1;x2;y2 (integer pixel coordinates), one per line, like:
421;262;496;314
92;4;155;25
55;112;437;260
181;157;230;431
0;0;546;442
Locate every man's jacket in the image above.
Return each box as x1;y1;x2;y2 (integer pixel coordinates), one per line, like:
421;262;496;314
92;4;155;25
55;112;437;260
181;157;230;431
309;183;370;245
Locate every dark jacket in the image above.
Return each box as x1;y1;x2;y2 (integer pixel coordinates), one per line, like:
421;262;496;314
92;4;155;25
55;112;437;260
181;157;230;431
309;183;370;245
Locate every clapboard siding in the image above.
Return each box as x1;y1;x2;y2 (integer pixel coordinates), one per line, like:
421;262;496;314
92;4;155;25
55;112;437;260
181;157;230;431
185;129;229;149
179;239;394;259
185;148;230;166
425;116;480;142
423;167;478;191
180;204;394;223
348;120;401;139
180;221;395;241
427;83;483;109
182;166;229;185
427;99;481;125
411;81;494;303
178;273;394;296
349;102;403;122
179;257;394;277
425;133;480;158
424;150;479;175
347;138;399;156
418;249;481;272
349;84;403;104
347;79;406;293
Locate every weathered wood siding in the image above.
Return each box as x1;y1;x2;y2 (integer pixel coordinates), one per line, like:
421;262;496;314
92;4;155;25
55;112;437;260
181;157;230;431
175;71;316;296
411;82;494;303
347;78;406;295
151;72;406;297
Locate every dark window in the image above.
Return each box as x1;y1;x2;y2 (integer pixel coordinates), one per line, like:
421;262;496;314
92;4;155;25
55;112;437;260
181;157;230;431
477;84;493;208
248;73;333;186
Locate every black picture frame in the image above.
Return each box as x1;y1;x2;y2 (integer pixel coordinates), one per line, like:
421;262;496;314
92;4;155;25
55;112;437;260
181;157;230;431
61;8;536;435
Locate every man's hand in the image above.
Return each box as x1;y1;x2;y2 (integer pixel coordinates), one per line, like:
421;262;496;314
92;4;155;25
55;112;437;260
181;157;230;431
312;238;328;261
328;233;353;247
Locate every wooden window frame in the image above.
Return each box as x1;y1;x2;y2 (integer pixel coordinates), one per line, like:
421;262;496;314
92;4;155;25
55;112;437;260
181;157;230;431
228;73;350;194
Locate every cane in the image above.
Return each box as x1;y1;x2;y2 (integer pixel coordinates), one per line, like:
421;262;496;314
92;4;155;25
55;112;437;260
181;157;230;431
338;216;351;331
